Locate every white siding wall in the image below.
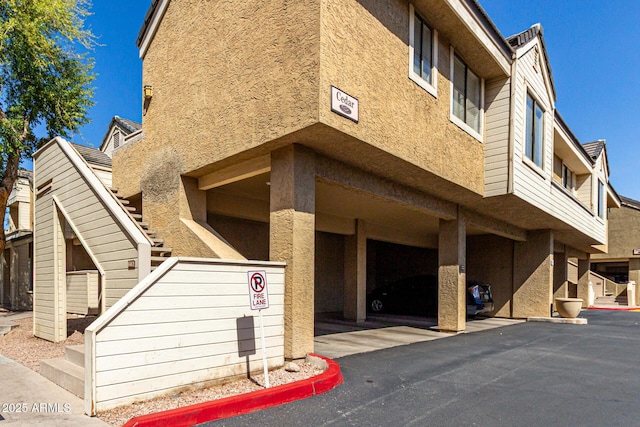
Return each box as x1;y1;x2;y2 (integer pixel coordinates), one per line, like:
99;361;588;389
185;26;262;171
484;76;511;196
511;43;605;243
66;271;99;314
34;139;148;342
86;258;286;413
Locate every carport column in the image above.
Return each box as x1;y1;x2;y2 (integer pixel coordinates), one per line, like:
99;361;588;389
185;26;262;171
344;219;366;322
552;251;568;312
513;230;553;318
629;258;640;306
577;256;591;308
438;214;466;333
269;145;315;360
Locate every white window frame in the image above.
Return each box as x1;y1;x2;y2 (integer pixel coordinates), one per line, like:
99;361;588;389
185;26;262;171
597;179;605;219
409;4;438;98
449;47;484;141
524;90;545;170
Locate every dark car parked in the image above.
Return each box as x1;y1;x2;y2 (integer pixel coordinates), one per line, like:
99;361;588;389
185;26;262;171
367;275;494;317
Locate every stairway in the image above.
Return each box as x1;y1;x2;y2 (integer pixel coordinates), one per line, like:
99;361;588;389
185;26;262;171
40;344;85;398
110;188;173;269
594;295;628;306
40;190;174;397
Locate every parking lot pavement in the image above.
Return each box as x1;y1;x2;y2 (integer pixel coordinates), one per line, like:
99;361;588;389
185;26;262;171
203;310;640;427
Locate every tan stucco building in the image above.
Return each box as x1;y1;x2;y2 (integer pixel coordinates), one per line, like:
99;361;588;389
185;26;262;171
33;0;619;362
591;195;640;305
1;169;33;311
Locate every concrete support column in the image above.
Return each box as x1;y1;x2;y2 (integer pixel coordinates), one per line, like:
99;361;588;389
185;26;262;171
552;251;568;312
269;145;315;360
513;230;553;318
344;219;366;322
438;215;466;333
577;256;591;308
629;258;640;306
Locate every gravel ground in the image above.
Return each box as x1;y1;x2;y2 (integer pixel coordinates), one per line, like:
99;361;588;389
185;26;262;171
0;314;325;427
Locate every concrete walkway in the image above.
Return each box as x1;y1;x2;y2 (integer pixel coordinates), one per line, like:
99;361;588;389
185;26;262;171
0;310;32;336
0;312;109;426
314;315;523;359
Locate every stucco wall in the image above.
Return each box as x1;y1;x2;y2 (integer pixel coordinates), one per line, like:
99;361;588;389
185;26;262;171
467;234;513;318
318;0;485;195
592;204;640;260
113;0;321;197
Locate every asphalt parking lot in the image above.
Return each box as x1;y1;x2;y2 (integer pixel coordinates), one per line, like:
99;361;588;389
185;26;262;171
203;310;640;427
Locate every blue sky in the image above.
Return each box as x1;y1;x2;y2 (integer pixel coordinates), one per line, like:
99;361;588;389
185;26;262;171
69;1;639;199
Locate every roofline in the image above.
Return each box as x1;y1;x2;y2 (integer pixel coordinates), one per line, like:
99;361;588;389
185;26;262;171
99;116;141;151
554;111;593;165
137;0;514;64
137;0;169;59
467;0;515;58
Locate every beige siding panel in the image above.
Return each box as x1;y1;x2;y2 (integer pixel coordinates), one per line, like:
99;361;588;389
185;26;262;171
484;75;511;197
34;139;147;342
90;260;286;412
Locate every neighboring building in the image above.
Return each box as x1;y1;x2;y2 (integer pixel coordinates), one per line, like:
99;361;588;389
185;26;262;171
592;195;640;305
99;115;143;158
95;0;617;360
1;169;34;311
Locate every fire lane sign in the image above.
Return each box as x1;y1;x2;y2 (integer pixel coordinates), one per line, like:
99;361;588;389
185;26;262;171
248;271;269;310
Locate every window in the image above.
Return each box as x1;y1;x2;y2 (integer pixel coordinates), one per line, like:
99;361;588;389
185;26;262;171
562;164;574;191
525;93;544;167
451;54;482;136
597;180;604;218
409;5;437;96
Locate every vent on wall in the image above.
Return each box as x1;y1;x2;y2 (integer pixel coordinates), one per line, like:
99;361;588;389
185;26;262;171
113;131;120;149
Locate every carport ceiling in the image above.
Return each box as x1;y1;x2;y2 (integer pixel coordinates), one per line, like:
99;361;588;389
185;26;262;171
213;173;487;238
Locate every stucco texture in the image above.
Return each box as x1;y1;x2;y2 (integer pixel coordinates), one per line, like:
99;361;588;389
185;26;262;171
318;0;485;196
592;205;640;260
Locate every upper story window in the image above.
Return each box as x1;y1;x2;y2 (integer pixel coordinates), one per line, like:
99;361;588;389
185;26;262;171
562;164;574;192
451;53;482;139
525;92;544;168
597;180;605;218
409;5;437;97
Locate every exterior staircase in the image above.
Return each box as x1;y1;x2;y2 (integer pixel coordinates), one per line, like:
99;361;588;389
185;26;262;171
110;187;173;270
40;189;173;398
594;295;628;306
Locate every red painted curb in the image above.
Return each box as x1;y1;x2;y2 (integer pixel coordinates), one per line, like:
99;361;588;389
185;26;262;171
588;306;640;311
121;354;343;427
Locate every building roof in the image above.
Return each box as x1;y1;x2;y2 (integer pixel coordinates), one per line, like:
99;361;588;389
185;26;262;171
99;116;142;152
621;196;640;211
582;140;605;161
71;143;113;168
137;0;515;56
17;169;33;187
114;116;141;133
507;23;556;101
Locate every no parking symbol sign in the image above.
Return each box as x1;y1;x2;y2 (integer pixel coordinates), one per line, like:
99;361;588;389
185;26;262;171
248;271;269;310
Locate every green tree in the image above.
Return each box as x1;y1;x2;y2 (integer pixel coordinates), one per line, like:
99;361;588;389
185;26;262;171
0;0;95;252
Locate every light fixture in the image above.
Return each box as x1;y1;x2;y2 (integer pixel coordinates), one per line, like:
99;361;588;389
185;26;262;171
143;84;153;99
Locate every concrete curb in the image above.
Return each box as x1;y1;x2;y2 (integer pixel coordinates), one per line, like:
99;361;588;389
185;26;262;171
588;306;640;311
122;354;343;427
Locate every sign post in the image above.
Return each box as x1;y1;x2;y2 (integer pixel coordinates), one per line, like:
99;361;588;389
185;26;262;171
248;270;270;388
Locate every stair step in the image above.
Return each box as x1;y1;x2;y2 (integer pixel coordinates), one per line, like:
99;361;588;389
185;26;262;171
65;344;85;368
151;247;172;254
40;358;84;398
151;256;171;264
151;237;164;246
130;213;142;220
110;187;118;194
118;198;130;205
126;206;137;212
